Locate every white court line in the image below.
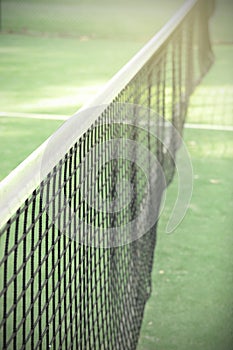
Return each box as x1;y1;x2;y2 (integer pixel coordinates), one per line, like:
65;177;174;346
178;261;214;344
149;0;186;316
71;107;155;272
184;123;233;132
0;111;69;120
1;111;232;131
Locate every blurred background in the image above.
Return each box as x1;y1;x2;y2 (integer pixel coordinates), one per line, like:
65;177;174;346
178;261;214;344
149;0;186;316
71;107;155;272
0;0;232;179
1;0;232;117
0;1;232;349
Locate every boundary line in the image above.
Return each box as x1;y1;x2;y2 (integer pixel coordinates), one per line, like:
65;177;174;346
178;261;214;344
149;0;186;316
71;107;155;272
0;111;69;120
0;111;232;131
184;123;233;132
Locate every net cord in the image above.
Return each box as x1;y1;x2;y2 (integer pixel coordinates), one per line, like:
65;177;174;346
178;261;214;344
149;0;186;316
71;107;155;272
0;0;198;229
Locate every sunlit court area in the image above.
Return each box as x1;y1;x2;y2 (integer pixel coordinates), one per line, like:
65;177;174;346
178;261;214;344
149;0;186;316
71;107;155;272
0;0;232;349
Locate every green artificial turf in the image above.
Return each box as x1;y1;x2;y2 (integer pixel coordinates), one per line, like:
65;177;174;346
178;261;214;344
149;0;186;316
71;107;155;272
0;0;232;348
137;129;233;350
0;42;232;179
0;117;63;180
0;34;142;115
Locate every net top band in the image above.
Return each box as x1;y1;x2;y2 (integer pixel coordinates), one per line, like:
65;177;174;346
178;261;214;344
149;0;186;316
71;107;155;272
0;0;199;229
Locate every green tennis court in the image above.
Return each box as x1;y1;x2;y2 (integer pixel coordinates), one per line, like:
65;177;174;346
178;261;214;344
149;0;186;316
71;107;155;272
0;0;232;349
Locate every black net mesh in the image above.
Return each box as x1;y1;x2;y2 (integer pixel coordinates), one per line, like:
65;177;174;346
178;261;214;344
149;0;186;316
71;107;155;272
0;1;214;349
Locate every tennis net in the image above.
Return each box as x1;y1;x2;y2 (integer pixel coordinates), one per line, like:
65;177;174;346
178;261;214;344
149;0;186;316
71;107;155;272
0;0;214;349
